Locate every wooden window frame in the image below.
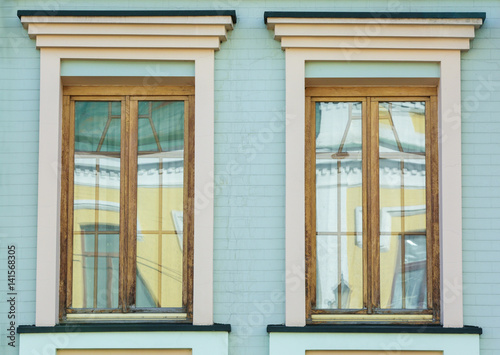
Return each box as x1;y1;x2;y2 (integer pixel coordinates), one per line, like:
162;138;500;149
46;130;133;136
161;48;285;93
59;86;195;322
305;86;439;324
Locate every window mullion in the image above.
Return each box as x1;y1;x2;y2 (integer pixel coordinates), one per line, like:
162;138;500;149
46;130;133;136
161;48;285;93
62;97;75;316
119;96;128;312
184;95;195;317
429;95;440;321
368;97;381;313
125;96;138;311
361;97;370;314
305;95;316;318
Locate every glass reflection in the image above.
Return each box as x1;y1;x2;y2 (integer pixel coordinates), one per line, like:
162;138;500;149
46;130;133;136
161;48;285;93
136;101;185;308
72;101;121;309
379;102;427;310
315;102;363;310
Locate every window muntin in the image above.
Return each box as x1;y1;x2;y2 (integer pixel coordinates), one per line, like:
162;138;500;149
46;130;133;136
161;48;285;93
306;88;439;322
62;88;194;320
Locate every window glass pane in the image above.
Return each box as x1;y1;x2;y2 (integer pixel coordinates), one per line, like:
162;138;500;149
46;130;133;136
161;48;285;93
315;102;363;310
379;102;427;310
380;235;427;309
316;235;363;309
136;101;184;308
379;102;425;153
75;101;121;152
138;101;185;152
72;101;121;309
96;234;119;308
72;234;93;308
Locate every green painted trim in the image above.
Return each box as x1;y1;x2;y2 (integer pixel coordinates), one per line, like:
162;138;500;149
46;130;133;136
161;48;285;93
264;11;486;24
305;61;440;79
18;10;237;24
61;60;195;77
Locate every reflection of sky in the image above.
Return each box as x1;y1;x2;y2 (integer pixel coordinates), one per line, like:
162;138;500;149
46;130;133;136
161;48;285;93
316;101;426;153
316;102;362;152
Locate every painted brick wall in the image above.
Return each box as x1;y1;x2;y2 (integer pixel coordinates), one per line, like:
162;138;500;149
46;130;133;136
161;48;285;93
0;1;499;355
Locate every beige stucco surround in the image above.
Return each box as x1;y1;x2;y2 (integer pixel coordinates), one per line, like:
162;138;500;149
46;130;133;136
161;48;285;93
20;14;234;326
266;14;484;328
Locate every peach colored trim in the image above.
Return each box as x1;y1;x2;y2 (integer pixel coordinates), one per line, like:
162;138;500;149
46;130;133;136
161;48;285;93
269;18;481;53
285;50;306;327
31;15;230;326
439;50;464;328
36;48;62;326
36;35;221;50
21;16;233;51
28;23;227;39
280;37;470;50
193;52;215;325
282;46;471;328
270;13;481;327
273;24;475;39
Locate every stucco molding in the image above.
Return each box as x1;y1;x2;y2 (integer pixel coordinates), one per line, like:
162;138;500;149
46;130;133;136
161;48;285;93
266;13;483;52
20;13;235;49
18;11;235;327
267;13;484;328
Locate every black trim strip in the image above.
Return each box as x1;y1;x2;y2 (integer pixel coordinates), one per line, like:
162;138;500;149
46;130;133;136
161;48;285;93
17;10;237;24
264;11;486;25
267;324;482;335
18;323;231;334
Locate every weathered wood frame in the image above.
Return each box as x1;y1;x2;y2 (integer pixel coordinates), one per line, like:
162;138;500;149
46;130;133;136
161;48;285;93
60;86;195;321
305;87;439;323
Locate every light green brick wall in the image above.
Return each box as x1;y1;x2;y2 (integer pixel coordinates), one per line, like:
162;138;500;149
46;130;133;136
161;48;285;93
1;1;500;355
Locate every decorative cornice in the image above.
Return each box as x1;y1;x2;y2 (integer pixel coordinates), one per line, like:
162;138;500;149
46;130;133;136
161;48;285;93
265;12;485;52
18;10;236;50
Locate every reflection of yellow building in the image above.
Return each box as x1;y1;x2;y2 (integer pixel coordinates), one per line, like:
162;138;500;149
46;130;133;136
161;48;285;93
71;99;186;310
316;101;427;311
72;159;184;309
136;184;183;308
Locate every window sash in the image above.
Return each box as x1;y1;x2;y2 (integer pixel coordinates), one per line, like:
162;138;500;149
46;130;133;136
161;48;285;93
60;88;194;320
305;88;439;322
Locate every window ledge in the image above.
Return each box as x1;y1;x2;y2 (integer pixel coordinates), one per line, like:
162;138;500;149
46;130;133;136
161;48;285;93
18;323;231;334
267;324;482;335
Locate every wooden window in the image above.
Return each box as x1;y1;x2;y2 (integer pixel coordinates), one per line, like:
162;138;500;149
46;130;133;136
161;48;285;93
60;86;194;321
305;87;439;323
